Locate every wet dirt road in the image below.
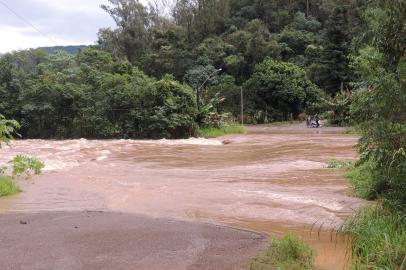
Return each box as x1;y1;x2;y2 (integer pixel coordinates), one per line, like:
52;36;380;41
0;124;364;269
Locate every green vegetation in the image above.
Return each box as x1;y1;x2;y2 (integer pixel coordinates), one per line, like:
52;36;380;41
250;233;318;270
329;158;406;270
1;0;376;137
344;161;375;200
198;124;245;138
327;159;375;199
349;0;405;207
0;115;44;197
334;1;405;269
0;114;20;147
0;49;198;139
243;59;323;121
0;176;20;197
326;159;354;169
11;155;44;179
341;206;406;270
39;45;87;54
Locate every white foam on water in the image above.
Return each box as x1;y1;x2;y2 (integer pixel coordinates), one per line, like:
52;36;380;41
96;150;111;161
237;189;343;211
42;159;80;172
148;137;222;146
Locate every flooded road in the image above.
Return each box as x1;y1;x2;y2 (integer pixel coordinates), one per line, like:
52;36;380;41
0;124;364;269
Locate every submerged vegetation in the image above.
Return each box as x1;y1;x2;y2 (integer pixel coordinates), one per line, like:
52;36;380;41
0;176;20;197
0;114;44;196
250;233;318;270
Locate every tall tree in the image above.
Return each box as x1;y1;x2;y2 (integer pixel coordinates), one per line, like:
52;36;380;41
98;0;152;64
311;5;352;94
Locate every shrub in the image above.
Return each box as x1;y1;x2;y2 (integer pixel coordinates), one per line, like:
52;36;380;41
197;124;245;138
326;159;354;169
0;116;44;197
11;155;44;179
250;233;318;270
0;114;20;147
341;205;406;270
0;176;20;197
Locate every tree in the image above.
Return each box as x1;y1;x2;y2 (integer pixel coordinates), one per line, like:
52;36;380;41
244;58;322;121
0;114;20;147
99;0;153;64
350;0;406;206
311;5;352;94
143;75;197;138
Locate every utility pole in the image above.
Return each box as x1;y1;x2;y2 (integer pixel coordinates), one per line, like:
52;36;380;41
306;0;310;17
240;86;244;125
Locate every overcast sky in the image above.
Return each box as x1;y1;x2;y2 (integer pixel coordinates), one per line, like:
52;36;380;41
0;0;151;53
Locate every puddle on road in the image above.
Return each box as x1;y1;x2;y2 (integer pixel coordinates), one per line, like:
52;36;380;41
0;124;363;270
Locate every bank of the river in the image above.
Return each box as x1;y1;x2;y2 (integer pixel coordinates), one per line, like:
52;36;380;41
328;159;406;269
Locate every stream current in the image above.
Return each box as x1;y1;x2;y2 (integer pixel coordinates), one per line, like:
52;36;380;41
0;124;364;270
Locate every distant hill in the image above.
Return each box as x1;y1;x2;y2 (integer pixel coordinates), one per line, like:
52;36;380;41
39;45;88;54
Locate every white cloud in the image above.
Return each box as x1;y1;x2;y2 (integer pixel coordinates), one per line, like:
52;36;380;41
0;25;92;53
0;0;165;53
34;0;110;15
0;0;129;53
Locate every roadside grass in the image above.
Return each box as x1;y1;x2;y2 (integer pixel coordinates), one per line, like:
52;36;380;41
326;159;375;200
329;159;406;269
198;124;245;138
0;176;20;197
250;233;318;270
344;161;376;200
340;205;406;270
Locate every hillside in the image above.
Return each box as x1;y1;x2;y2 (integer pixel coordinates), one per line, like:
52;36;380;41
39;45;88;54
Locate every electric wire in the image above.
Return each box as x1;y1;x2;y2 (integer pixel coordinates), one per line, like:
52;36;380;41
0;0;59;46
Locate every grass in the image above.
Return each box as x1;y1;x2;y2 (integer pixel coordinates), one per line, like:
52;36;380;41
250;233;318;270
0;176;20;197
329;159;406;269
344;161;376;200
197;124;245;138
340;205;406;270
326;159;354;169
326;159;375;200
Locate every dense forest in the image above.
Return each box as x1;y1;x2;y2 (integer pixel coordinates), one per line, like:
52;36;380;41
0;0;376;139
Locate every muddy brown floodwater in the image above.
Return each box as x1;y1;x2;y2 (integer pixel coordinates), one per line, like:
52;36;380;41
0;124;364;270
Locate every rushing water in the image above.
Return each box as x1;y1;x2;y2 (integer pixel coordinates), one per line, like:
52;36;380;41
0;124;364;270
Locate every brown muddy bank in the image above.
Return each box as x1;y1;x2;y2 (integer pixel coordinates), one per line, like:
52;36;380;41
0;123;364;269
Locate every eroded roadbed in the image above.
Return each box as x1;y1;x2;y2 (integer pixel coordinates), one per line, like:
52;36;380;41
0;211;267;270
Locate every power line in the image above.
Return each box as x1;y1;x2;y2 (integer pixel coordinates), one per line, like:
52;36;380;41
0;0;59;46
